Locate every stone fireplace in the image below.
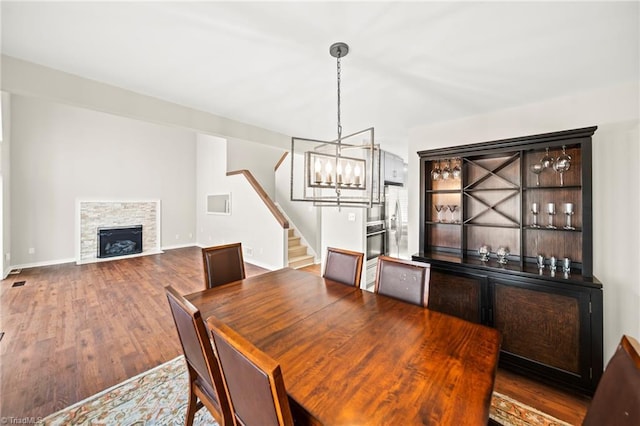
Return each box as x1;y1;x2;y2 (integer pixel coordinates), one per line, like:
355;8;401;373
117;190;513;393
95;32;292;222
77;200;161;264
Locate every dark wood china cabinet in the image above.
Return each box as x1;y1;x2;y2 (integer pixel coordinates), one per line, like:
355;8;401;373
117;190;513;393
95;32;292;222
413;126;603;395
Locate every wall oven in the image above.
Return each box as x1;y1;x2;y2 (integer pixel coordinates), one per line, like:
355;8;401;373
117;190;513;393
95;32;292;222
366;222;386;261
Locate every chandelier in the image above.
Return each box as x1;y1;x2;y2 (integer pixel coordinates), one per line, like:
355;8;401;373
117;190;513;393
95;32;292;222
290;42;381;207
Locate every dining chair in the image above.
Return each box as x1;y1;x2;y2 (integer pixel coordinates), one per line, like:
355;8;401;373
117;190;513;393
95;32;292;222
582;334;640;425
374;255;431;307
323;247;364;287
202;242;246;289
165;286;233;426
207;316;295;426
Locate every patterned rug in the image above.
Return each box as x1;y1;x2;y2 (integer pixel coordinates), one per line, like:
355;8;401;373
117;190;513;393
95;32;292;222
38;356;572;426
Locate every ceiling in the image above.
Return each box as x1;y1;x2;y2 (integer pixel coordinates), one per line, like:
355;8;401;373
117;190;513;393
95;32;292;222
1;2;638;156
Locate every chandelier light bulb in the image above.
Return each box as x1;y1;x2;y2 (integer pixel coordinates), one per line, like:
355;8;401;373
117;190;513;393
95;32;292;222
325;160;333;184
354;163;361;186
314;158;323;183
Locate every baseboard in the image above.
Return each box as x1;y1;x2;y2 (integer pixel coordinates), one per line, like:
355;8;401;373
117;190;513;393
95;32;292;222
9;257;77;271
161;243;197;251
4;247;199;273
3;266;13;280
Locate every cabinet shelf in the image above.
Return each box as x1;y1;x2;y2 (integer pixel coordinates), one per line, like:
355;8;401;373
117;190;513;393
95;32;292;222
425;189;461;194
464;223;520;229
420;131;591;276
524;185;581;191
465;187;520;192
426;221;461;226
524;226;582;232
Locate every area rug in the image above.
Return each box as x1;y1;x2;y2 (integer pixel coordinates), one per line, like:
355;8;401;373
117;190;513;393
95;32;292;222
38;356;572;426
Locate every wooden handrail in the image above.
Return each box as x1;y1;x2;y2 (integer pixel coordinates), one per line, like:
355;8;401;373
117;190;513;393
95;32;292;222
274;151;289;171
226;170;289;229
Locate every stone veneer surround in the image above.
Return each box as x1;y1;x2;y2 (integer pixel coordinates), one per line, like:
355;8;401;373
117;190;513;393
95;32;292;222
77;200;161;264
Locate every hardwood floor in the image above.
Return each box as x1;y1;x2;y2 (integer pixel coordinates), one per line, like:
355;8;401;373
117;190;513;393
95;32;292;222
0;247;589;423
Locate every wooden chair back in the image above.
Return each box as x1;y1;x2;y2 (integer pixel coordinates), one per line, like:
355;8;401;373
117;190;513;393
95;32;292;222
374;256;431;307
323;247;364;287
582;335;640;425
165;286;232;426
207;316;294;426
202;243;246;289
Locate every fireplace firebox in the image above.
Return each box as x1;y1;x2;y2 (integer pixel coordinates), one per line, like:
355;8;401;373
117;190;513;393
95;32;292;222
97;225;143;258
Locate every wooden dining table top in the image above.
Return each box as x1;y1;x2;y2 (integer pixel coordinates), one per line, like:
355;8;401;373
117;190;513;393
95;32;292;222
186;267;501;426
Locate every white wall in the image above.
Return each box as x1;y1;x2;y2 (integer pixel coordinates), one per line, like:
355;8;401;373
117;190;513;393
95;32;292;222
1;92;10;276
9;95;197;266
407;81;640;362
275;153;321;257
196;134;286;270
226;137;285;200
320;207;367;287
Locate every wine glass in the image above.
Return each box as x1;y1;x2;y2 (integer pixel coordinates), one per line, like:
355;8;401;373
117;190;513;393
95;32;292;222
531;202;540;228
452;158;462;179
530;163;543;186
553;145;571;186
546;202;556;229
448;205;459;223
496;246;510;265
431;162;441;181
441;160;451;180
540;147;554;169
563;202;575;230
434;204;445;222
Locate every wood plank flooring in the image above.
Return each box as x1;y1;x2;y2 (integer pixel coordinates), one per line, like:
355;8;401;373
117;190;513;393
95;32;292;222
1;247;589;423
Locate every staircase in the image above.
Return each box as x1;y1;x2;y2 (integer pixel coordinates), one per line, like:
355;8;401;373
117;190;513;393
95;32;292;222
287;228;315;269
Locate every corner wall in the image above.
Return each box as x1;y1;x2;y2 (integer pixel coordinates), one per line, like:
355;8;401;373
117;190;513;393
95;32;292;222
1;92;10;276
407;81;640;363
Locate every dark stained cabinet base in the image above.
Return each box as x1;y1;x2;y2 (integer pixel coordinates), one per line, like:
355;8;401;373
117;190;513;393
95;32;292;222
415;259;603;395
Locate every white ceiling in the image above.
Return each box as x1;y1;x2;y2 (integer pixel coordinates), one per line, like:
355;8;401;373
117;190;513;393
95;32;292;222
1;1;638;155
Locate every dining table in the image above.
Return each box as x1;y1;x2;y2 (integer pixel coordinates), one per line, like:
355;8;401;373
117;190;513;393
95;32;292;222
186;267;501;425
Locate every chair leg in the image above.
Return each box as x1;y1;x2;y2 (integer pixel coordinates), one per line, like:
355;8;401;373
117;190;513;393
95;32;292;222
184;384;198;426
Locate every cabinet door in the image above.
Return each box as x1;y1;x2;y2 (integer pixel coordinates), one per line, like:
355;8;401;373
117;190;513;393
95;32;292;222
491;277;595;393
427;268;486;323
384;153;404;184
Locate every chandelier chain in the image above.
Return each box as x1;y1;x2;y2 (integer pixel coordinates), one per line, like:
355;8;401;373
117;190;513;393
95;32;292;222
336;49;342;142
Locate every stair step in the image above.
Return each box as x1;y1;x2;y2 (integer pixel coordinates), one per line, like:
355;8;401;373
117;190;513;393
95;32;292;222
288;236;301;247
288;228;295;238
288;245;307;258
288;254;315;269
